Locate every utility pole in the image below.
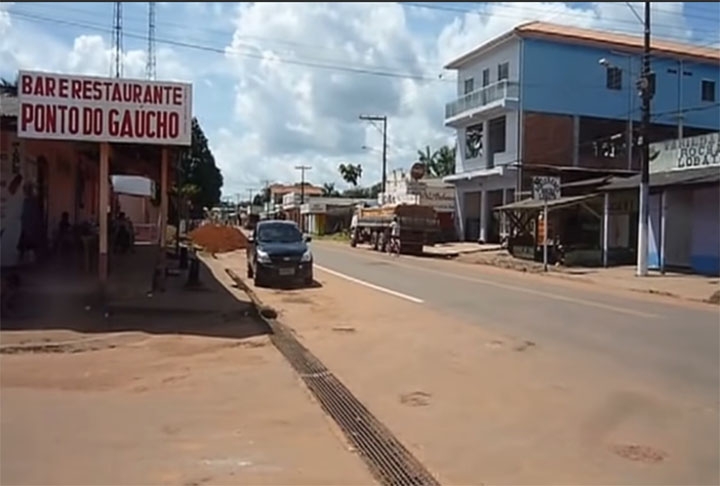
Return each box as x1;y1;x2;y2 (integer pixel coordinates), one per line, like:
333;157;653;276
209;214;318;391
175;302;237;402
247;188;254;215
359;115;388;193
636;0;652;277
294;165;312;204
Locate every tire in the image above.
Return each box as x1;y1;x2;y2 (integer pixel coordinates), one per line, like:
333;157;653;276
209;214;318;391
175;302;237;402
253;269;265;287
304;273;314;287
379;232;388;253
247;263;254;278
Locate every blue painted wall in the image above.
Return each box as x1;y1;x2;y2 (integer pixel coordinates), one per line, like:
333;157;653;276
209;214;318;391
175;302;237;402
521;38;720;129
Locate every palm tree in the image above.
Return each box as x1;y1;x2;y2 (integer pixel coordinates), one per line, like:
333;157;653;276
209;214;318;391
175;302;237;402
417;145;434;167
0;77;18;96
429;145;456;177
322;182;339;197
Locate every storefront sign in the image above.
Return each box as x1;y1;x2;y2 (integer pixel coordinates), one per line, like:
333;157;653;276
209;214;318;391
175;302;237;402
17;70;192;145
532;176;560;201
650;132;719;173
301;202;326;214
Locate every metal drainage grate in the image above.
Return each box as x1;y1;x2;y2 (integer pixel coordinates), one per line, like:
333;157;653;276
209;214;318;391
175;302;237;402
269;323;440;486
225;268;440;485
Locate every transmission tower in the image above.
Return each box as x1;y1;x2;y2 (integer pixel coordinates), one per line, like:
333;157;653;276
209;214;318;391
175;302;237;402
111;2;123;78
146;2;156;80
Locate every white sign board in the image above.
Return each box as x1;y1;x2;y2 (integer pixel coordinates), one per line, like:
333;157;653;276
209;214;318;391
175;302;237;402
17;70;192;146
649;132;719;174
532;176;560;201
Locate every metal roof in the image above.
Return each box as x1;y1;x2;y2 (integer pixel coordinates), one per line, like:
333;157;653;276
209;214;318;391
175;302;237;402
494;193;599;212
445;21;719;69
601;166;720;192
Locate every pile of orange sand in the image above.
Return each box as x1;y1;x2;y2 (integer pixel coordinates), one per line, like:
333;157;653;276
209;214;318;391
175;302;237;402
189;224;248;253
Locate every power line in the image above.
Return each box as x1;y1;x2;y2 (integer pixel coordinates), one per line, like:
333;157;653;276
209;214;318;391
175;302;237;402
10;3;720;72
403;2;720;40
27;1;719;47
9;7;718;87
9;10;448;83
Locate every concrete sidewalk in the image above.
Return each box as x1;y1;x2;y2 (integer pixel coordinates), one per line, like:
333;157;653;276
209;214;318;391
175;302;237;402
550;265;720;305
454;250;719;305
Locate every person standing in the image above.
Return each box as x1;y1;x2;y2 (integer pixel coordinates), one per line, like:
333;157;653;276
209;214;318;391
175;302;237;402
17;183;42;264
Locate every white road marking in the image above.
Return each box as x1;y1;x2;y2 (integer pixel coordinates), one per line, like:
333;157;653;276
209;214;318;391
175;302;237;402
315;244;657;318
315;264;424;304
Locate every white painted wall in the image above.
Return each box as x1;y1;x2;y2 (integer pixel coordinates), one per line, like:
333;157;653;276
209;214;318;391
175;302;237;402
453;40;521;175
456;39;520;97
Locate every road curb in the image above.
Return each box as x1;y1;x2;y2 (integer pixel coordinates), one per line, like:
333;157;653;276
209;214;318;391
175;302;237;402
223;267;442;486
225;268;278;320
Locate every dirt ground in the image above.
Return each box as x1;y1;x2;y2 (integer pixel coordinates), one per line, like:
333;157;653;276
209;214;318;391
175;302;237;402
0;265;374;485
218;250;719;485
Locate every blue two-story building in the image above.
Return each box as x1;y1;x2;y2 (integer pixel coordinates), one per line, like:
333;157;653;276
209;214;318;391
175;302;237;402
442;21;720;243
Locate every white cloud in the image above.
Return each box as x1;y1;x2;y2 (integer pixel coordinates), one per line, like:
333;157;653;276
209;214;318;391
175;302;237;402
0;2;713;198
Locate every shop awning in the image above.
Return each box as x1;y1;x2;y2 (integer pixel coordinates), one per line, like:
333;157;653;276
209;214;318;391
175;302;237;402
601;166;719;191
494;193;599;212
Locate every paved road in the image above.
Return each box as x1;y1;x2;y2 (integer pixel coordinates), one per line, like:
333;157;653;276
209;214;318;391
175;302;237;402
312;242;719;401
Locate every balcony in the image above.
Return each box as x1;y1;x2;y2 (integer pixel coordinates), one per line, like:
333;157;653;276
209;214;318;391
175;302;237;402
445;80;519;126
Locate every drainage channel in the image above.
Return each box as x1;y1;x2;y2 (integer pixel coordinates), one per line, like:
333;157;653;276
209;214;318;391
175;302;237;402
226;269;440;486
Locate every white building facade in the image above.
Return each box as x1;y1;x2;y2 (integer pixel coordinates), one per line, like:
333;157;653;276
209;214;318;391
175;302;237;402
442;33;521;243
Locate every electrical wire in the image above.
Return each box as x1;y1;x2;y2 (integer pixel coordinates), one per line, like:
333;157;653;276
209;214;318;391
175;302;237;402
9;9;451;84
403;2;720;41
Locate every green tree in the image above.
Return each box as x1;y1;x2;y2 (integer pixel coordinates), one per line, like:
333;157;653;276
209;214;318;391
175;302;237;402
428;145;456;177
322;182;340;197
341;182;382;199
417;145;434;166
0;77;18;96
338;163;363;186
179;118;223;216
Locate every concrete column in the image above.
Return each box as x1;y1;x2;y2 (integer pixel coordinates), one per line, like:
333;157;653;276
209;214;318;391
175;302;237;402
482;120;490;169
659;190;666;274
98;142;110;285
479;189;489;243
159;148;169;289
602;192;610;267
572;115;580;166
501;188;508;239
454;187;465;241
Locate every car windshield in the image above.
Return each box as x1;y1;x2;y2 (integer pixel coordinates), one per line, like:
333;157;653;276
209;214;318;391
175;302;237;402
257;224;303;243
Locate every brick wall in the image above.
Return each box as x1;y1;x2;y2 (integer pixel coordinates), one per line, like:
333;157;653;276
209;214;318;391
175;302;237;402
522;112;574;167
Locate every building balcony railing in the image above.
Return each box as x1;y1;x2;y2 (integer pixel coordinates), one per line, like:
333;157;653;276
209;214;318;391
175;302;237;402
445;80;519;120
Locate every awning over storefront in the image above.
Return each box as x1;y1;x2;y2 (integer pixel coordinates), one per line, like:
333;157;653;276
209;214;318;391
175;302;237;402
601;166;719;192
442;165;509;183
494;193;599;212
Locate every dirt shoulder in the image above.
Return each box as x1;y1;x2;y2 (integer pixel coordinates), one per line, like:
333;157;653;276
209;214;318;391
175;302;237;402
1;264;374;485
218;250;719;485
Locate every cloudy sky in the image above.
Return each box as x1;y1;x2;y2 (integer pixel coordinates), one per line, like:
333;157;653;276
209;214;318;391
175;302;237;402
1;2;718;199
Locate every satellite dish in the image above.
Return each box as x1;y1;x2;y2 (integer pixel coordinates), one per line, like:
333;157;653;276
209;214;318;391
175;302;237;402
410;162;426;180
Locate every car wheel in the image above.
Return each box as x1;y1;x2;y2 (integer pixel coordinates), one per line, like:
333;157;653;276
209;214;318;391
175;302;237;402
253;269;265;287
304;272;314;287
247;263;254;278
